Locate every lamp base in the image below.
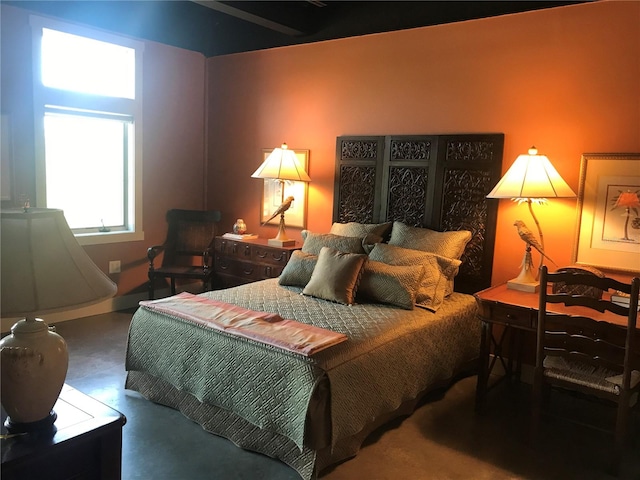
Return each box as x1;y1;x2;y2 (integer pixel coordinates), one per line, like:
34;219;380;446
4;410;57;433
507;246;539;292
268;213;296;247
268;238;296;247
507;279;540;293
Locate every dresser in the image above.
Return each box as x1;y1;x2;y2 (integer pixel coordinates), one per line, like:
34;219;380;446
213;236;300;288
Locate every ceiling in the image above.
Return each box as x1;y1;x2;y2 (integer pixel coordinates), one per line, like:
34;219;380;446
6;1;587;57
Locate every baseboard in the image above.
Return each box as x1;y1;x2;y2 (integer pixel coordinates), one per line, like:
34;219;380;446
0;284;200;333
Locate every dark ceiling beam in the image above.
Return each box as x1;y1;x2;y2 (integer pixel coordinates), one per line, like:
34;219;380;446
191;0;305;36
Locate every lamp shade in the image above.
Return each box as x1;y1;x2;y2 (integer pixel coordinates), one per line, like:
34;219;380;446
486;147;575;199
1;208;117;317
251;143;311;182
1;208;117;431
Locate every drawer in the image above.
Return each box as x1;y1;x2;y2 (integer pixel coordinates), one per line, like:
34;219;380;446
251;245;292;266
214;255;284;281
488;303;534;329
214;238;253;260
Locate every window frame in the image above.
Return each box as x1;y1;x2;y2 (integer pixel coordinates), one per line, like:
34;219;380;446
31;15;144;246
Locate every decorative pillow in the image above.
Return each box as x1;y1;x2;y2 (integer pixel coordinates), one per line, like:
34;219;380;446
329;222;392;254
330;221;392;240
388;221;472;260
302;247;367;305
278;250;317;287
369;243;461;312
358;260;424;310
301;230;366;256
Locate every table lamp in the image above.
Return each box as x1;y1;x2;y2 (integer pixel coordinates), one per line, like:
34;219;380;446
252;143;311;247
487;146;575;292
1;208;117;432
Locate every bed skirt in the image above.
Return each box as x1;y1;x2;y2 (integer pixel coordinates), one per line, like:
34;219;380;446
125;359;477;479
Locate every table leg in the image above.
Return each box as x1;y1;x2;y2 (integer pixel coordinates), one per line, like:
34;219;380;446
475;320;492;413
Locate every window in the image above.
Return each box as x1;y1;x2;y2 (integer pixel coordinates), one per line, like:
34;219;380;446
31;16;144;245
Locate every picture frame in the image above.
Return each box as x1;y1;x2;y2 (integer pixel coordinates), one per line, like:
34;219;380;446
260;149;309;228
572;153;640;273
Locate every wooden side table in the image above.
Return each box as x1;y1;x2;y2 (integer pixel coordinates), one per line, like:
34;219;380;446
213;236;300;288
474;283;636;412
474;284;536;412
1;384;126;480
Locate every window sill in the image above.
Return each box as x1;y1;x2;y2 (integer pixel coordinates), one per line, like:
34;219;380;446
75;230;144;246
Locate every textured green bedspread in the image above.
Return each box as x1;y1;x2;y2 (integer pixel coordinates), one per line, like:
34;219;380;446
125;278;479;453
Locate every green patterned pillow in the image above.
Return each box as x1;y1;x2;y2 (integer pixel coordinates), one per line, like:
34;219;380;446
358;260;424;310
388;221;471;260
301;230;366;256
278;250;317;287
369;243;461;312
302;247;367;305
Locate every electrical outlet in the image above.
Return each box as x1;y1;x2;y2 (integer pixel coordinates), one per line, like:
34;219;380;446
109;260;121;274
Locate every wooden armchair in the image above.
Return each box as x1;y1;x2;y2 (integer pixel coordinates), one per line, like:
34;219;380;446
532;266;640;474
147;209;222;299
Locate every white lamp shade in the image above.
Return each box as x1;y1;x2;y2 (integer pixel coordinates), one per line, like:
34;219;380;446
1;208;117;317
251;143;311;182
487;147;575;199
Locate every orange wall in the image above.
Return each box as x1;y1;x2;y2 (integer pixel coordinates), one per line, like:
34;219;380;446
207;1;640;286
1;5;208;297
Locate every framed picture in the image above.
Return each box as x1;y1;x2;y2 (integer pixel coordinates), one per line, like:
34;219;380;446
260;149;309;228
572;153;640;273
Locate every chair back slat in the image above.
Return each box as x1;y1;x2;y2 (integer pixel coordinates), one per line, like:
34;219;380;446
544;331;627;371
546;293;630;316
545;270;635;296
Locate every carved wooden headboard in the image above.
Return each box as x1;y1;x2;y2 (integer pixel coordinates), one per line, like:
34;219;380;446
333;134;504;294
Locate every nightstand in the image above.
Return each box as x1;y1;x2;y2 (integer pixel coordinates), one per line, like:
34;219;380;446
1;384;126;480
213;236;300;288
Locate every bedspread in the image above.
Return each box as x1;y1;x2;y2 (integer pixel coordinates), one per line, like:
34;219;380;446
125;278;479;454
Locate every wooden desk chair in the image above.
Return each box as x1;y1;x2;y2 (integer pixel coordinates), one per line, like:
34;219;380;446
147;209;222;299
532;265;640;474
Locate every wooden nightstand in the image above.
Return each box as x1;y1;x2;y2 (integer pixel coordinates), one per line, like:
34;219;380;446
1;384;126;480
213;236;300;288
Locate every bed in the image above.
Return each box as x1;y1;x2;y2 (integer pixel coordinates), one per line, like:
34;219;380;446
125;133;504;479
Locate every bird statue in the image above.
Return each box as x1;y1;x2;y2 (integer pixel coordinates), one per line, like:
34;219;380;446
513;220;557;266
262;196;295;225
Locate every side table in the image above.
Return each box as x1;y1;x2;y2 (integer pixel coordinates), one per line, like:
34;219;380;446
1;384;126;480
214;236;300;288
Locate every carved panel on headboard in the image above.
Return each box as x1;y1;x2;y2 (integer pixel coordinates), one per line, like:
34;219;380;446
442;168;493;283
335;133;503;293
336;165;377;223
390;139;431;161
446;140;495;163
387;167;428;227
334;137;385;224
340;140;379;159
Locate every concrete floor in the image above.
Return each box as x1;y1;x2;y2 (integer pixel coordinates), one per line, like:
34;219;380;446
52;310;640;480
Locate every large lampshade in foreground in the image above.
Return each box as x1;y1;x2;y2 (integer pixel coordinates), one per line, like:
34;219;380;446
252;143;311;247
1;208;117;432
487;147;575;292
